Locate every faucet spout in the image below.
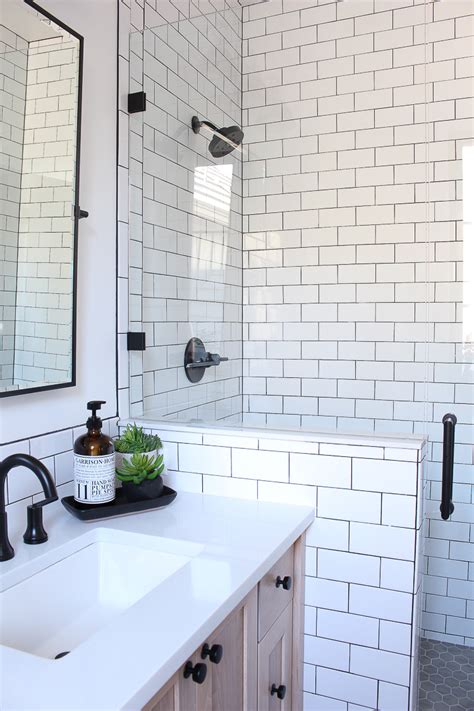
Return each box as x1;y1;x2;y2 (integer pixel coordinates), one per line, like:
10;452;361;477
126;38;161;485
0;453;58;562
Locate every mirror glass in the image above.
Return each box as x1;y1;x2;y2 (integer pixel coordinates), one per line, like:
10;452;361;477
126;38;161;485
0;0;81;396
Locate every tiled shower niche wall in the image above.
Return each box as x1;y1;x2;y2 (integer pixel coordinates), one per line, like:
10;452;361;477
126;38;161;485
241;0;474;647
126;2;244;422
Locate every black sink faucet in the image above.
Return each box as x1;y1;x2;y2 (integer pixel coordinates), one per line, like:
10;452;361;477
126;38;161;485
0;453;58;562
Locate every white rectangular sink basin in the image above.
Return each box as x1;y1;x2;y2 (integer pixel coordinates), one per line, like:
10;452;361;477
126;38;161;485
0;529;199;660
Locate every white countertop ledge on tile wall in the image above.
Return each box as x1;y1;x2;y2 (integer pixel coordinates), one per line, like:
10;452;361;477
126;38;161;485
123;417;427;452
0;492;313;711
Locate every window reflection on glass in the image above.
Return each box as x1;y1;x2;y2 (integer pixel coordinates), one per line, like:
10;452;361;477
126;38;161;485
193;164;233;227
462;145;474;353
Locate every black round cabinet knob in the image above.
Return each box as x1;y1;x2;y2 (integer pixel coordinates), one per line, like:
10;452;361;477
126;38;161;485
275;575;292;591
271;684;287;700
183;661;207;684
201;643;223;664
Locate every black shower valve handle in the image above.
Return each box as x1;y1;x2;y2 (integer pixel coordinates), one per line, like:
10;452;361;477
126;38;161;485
208;352;229;366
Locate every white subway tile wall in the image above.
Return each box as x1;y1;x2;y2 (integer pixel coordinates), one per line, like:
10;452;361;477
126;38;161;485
1;418;118;516
116;0;474;705
123;0;244;423
241;0;474;650
0;28;27;389
136;420;425;710
14;35;78;387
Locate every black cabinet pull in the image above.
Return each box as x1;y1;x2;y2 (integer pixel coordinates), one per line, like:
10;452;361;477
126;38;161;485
271;684;286;700
183;661;207;684
201;643;223;664
275;575;292;591
440;413;456;520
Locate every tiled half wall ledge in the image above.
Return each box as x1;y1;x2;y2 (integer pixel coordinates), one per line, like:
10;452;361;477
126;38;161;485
122;417;427;711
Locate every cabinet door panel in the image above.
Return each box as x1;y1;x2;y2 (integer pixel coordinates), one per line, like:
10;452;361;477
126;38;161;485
258;603;292;711
201;587;258;711
144;653;204;711
143;672;181;711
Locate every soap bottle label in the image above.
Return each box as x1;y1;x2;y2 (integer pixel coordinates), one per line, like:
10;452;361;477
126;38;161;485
74;453;116;504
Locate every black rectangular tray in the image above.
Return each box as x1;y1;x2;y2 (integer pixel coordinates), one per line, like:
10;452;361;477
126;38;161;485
61;486;177;521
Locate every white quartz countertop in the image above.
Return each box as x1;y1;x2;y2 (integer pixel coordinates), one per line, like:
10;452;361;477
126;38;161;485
0;492;313;710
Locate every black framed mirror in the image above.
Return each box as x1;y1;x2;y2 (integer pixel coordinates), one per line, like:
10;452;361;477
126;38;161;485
0;0;83;398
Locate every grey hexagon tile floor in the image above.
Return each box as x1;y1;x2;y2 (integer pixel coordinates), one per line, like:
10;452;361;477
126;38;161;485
419;638;474;711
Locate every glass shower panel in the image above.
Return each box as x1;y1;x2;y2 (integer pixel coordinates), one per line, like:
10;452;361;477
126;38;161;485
128;7;243;423
419;0;474;707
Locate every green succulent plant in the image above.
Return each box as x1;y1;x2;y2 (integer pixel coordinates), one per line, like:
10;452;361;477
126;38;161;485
116;452;165;485
115;423;162;454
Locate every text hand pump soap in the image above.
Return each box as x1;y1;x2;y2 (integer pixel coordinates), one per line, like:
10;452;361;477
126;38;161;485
73;401;115;504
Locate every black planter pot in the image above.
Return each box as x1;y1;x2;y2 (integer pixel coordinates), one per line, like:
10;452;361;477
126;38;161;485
122;476;164;502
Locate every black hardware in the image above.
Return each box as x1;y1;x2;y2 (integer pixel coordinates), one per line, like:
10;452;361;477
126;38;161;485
191;115;244;158
54;651;70;660
271;684;286;700
192;115;218;134
128;91;147;114
24;498;57;545
440;413;457;520
127;332;146;351
184;337;228;383
183;661;207;685
74;206;89;219
201;643;223;664
0;454;58;561
276;575;292;591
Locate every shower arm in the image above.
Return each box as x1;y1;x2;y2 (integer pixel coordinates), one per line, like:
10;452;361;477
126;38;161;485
191;116;242;154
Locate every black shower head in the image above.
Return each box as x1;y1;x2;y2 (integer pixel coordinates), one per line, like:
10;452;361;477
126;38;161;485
209;125;244;157
191;116;244;158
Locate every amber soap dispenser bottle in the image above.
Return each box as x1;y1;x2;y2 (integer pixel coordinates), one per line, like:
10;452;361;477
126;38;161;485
73;401;116;505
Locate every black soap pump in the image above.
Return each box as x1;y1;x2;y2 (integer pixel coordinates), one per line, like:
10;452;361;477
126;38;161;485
73;401;116;505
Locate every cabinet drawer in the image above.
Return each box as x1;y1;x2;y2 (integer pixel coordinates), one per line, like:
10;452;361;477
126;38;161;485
258;546;294;641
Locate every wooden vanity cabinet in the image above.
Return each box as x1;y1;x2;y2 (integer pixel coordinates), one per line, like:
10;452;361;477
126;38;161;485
257;602;293;711
143;534;305;711
143;671;186;711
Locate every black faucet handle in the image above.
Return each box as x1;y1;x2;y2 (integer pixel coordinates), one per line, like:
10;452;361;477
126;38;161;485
23;495;58;545
0;453;58;561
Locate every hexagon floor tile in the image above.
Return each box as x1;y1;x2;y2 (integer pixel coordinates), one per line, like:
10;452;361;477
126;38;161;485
419;638;474;711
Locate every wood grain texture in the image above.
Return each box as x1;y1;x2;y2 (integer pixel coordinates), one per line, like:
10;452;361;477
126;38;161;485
291;533;306;711
203;588;258;711
257;602;293;711
258;546;294;642
142;671;181;711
